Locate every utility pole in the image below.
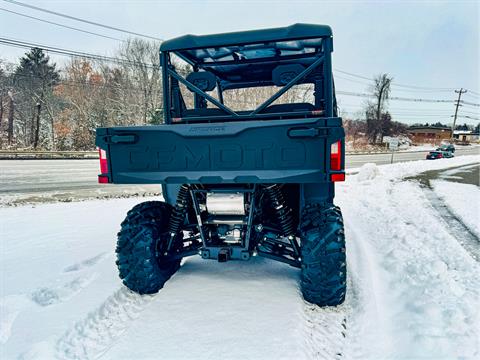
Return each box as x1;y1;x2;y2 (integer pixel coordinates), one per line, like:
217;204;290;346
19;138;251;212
451;88;467;140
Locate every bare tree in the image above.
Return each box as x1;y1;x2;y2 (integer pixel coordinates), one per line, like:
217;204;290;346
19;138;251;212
365;73;393;144
345;118;367;146
117;38;162;124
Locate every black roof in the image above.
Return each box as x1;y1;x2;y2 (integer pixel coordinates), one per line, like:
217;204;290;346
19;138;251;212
160;23;332;52
160;24;332;89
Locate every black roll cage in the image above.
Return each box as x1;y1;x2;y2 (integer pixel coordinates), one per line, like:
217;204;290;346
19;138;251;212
160;36;335;124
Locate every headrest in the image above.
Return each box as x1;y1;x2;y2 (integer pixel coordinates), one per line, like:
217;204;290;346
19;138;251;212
272;64;305;86
186;71;217;91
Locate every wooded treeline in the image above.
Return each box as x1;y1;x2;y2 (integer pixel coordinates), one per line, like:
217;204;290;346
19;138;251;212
1;41;426;150
0;39;166;150
1;38;314;150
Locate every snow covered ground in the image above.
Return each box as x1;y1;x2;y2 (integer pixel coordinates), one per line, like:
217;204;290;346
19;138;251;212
1;156;479;359
431;179;480;237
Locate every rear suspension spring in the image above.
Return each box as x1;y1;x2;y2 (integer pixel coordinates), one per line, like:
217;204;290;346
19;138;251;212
166;184;190;250
264;184;299;256
265;184;294;237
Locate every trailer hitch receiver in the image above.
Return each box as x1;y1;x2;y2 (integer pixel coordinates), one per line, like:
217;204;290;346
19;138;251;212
218;248;230;262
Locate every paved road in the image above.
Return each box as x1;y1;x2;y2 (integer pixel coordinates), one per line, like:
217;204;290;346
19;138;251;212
346;146;479;168
0;146;478;205
408;163;480;261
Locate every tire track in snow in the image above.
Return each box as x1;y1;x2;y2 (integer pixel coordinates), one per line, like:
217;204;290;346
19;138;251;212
63;253;109;273
301;299;348;360
31;274;98;307
419;184;480;261
341;219;396;360
1;273;98;346
301;235;362;360
0;295;30;345
55;287;155;360
300;217;392;360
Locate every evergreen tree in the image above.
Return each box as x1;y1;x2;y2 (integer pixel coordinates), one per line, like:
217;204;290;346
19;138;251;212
13;48;59;148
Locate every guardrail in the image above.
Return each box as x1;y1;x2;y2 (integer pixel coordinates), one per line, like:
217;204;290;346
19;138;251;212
0;150;98;159
1;148;472;159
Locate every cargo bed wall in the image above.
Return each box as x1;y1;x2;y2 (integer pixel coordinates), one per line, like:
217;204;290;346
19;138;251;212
96;118;343;184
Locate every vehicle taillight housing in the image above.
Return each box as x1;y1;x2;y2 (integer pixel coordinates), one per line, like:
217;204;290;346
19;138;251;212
98;147;109;183
330;140;345;182
330;140;342;171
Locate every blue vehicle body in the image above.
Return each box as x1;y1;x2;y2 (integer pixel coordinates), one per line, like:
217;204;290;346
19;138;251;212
95;24;347;306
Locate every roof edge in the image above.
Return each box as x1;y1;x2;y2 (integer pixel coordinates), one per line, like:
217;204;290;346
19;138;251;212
160;23;332;52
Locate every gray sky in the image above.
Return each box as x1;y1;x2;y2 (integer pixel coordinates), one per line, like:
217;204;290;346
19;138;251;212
1;0;479;125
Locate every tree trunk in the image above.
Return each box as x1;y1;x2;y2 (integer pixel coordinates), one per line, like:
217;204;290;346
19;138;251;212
7;91;14;145
44;101;56;150
0;95;3;126
33;102;41;149
30;109;35;145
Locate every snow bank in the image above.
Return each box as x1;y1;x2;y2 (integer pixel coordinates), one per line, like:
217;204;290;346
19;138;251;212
336;157;480;359
377;155;480;180
431;180;480;237
356;163;379;182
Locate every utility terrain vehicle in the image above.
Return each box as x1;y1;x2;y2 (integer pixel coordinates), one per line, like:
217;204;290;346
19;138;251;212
96;24;346;306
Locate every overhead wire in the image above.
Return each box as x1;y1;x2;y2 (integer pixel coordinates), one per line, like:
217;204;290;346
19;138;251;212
2;0;163;41
0;7;123;41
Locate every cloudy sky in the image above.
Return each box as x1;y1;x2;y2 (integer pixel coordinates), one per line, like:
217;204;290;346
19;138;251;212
1;0;479;125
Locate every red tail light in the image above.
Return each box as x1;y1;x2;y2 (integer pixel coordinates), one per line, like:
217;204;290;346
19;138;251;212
330;140;344;182
330;141;342;171
330;173;345;182
98;175;109;183
99;148;108;173
98;147;109;183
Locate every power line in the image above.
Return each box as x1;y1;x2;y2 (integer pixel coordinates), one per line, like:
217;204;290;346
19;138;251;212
459;110;480;116
336;90;456;103
460;100;480;107
0;7;123;41
454;115;480;121
2;0;163;41
334;71;456;94
334;68;457;91
464;91;480;99
1;36;479;111
0;36;158;69
335;68;480;97
2;68;161;94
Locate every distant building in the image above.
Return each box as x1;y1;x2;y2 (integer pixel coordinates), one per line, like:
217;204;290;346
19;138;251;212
453;130;479;144
408;126;452;145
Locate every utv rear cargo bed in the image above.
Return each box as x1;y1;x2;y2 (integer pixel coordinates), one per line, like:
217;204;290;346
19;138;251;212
96;117;343;184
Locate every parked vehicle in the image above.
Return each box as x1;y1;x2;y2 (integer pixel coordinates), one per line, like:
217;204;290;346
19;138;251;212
426;151;444;160
437;144;455;153
96;24;346;306
441;150;454;158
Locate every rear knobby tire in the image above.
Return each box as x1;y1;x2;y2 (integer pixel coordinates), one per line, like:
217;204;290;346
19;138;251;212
116;201;181;294
300;203;346;306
